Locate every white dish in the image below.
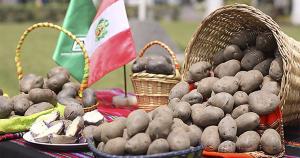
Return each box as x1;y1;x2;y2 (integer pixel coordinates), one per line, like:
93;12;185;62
23;132;88;150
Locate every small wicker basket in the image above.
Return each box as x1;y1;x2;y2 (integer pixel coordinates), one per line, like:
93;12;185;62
182;4;295;157
15;22;97;112
131;41;181;111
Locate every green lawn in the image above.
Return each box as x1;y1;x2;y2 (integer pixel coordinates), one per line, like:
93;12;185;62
1;22;300;96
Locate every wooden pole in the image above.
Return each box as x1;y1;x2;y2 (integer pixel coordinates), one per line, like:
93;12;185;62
123;65;128;97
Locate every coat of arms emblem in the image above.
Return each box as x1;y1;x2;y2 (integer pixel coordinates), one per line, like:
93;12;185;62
95;19;109;41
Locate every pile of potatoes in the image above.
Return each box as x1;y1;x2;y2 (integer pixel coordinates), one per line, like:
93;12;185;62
168;30;282;155
131;56;174;75
0;67;97;119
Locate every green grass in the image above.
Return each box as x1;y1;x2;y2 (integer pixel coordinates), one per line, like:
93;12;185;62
1;22;300;95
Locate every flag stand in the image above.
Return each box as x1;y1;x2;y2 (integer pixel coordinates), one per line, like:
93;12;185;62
123;65;128;97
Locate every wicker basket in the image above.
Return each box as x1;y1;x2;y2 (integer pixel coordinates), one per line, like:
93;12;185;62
131;41;181;111
182;4;293;157
15;22;97;112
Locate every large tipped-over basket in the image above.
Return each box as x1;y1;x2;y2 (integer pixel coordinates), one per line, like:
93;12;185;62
15;22;97;112
182;4;292;157
131;41;181;112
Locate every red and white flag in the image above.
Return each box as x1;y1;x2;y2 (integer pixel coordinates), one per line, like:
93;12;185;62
85;0;136;86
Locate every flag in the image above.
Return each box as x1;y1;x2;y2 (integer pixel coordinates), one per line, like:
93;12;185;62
52;0;99;82
84;0;136;85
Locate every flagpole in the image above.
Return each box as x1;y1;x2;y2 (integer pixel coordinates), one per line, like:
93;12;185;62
123;65;128;97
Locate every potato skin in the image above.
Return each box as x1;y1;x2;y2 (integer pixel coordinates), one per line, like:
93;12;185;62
253;58;273;76
201;126;221;151
0;96;13;119
248;90;280;115
208;92;234;113
269;57;283;81
218;141;236;153
239;70;263;94
197;77;219;99
169;81;189;100
261;81;280;95
152;105;173;120
173;101;191;121
82;125;97;139
230;30;257;50
256;32;277;53
47;66;70;79
20;74;44;93
241;47;265;70
147;139;170;155
233;91;248;106
223;45;243;61
13;94;32;115
104;137;127;155
192;106;224;127
231;104;249;119
29;88;57;105
171;118;189;132
214;60;241;78
45;73;69;93
168;98;180;111
147;114;173;140
24;102;54;116
188;125;202;146
236;131;260;152
236;112;260;135
218;114;237;141
64;104;84;120
57;88;77;99
62;82;80;92
93;122;106;142
82;88;97;107
146;57;173;75
101;118;126;143
181;90;203;105
131;57;148;73
167;129;190;151
260;129;282;155
212;76;239;95
213;49;225;66
125;133;151;155
126;109;150;137
188;61;212;82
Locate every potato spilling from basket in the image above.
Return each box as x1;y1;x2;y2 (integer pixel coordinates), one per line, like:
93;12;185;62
131;56;174;75
0;67;97;119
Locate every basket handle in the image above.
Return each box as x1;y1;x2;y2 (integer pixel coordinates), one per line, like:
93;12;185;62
139;40;180;72
15;22;89;96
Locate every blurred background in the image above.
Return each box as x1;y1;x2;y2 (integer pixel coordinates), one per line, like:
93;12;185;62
0;0;299;95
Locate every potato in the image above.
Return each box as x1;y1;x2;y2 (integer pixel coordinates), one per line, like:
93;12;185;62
13;94;32;115
236;112;260;135
147;114;173;140
20;74;44;93
248;90;280;115
274;48;281;58
29;88;57;105
146;56;173;75
213;49;225;66
64;104;84;120
188;125;202;146
236;131;260;152
167;129;190;151
181;90;203;105
256;32;277;53
62;82;80;92
214;60;241;78
123;129;129;140
82;88;97;107
132;58;146;73
239;70;263;94
171;118;189;131
231;104;249;119
46;73;69;93
125;133;151;155
261;81;280;95
57;88;77;99
218;141;236;153
24;102;54;116
233;91;248;106
201;126;221;151
103;137;126;155
269;57;283;81
212;76;239;95
82;125;97;139
0;96;13;118
58;97;81;106
49;134;77;144
234;71;247;80
152;105;173;120
127;109;150;137
97;142;105;152
192;106;224;127
101;118;126;143
49;120;72;133
197;77;219;99
262;75;275;86
191;103;207;111
93;122;107;142
187;61;212;82
241;47;265;70
260;129;282;155
218;114;237;141
208;92;234;113
253;58;273;76
223;45;243;61
173;101;191;121
147;139;169;155
169;81;189;100
65;116;84;137
47;66;70;79
168;98;180;111
230;30;257;49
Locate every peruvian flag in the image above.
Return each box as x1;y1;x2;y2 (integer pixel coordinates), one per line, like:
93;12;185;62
85;0;136;86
